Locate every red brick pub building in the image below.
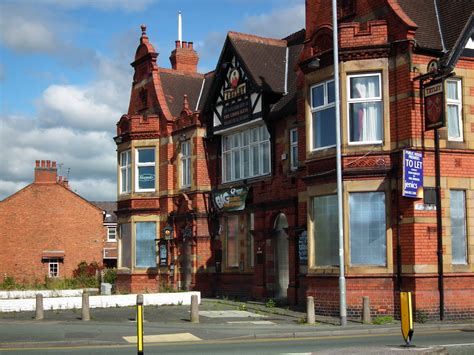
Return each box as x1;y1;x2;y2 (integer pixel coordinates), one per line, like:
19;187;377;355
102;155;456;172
115;1;474;320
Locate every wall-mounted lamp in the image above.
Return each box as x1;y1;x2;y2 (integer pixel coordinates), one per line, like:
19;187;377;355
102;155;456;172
113;136;123;144
308;58;320;69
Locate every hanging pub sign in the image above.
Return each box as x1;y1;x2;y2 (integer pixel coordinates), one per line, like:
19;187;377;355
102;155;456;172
402;150;423;198
212;55;262;132
212;186;249;212
424;79;445;131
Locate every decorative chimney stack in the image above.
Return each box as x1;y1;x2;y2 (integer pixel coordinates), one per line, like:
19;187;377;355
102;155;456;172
34;160;58;184
169;11;199;72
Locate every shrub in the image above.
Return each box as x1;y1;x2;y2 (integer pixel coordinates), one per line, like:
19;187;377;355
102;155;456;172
72;261;101;288
372;315;394;325
103;268;117;284
1;276;16;290
415;310;428;324
265;298;276;308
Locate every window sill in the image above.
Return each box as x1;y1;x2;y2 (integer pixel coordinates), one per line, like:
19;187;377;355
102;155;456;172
106;240;117;243
348;141;383;146
221;173;271;186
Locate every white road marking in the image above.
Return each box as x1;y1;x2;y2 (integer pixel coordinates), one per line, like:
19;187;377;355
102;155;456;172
227;320;276;325
123;332;201;343
199;310;266;318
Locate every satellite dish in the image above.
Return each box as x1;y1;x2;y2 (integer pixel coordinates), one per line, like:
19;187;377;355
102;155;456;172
427;59;439;73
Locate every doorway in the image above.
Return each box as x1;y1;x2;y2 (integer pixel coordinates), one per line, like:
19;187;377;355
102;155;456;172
274;213;289;299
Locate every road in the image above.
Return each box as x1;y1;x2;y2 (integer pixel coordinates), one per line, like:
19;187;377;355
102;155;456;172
1;329;473;354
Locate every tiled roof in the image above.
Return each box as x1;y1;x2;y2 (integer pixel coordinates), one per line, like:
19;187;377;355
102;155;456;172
159;70;205;117
437;0;474;52
397;0;443;51
197;71;215;112
269;32;305;119
229;32;288;94
91;201;117;223
397;0;474;53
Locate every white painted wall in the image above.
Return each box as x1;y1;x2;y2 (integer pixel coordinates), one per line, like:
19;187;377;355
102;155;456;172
0;292;201;313
0;289;96;299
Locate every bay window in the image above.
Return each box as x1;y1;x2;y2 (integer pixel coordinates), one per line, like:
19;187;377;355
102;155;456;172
450;190;467;264
222;125;270;183
446;79;463;141
348;73;383;144
311;80;336;149
181;141;191;188
313;195;339;266
135;222;156;268
120;150;131;194
135;148;155;192
349;192;386;266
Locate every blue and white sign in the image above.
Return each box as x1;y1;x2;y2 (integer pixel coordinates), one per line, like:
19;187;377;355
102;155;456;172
403;150;423;198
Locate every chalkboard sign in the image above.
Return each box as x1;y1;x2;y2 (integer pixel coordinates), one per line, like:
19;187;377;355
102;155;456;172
299;231;308;265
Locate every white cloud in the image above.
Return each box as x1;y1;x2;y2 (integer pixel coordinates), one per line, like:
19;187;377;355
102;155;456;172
241;3;305;39
0;14;56;53
38;85;122;131
0;116;117;201
0;53;129;201
3;0;156;12
70;178;117;201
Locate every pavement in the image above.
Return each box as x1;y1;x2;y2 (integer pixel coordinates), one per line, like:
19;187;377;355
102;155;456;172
0;298;473;352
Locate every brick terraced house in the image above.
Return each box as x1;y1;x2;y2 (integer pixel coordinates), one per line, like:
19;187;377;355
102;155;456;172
115;1;474;319
297;0;474;319
0;160;115;282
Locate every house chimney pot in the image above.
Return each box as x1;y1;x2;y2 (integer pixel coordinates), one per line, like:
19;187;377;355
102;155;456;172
34;160;58;184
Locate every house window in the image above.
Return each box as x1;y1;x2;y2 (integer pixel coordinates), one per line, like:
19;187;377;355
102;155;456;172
450;190;467;264
311;80;336;149
290;128;298;170
222;125;270;183
48;259;59;278
120;150;131;194
348;73;383;144
349;191;386;266
181;141;191;188
446;79;463;141
135;148;155;192
107;227;117;241
135;222;156;268
313;195;339;266
225;215;239;267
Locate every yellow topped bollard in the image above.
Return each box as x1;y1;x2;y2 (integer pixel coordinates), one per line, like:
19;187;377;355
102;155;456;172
137;294;144;355
400;291;414;347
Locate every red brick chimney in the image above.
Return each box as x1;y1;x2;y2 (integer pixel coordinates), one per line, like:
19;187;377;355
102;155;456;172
169;40;199;73
34;160;57;184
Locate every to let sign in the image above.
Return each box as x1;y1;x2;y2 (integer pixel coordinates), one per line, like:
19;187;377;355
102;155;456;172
298;231;308;265
424;79;445;131
403;150;423;198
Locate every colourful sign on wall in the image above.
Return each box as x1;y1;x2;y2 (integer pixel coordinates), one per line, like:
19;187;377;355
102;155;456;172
403;150;423;198
212;186;249;211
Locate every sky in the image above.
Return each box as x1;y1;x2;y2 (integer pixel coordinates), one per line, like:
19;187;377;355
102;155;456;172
0;0;305;201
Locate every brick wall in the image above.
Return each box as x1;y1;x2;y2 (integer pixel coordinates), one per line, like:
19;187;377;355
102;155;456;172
0;179;105;283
